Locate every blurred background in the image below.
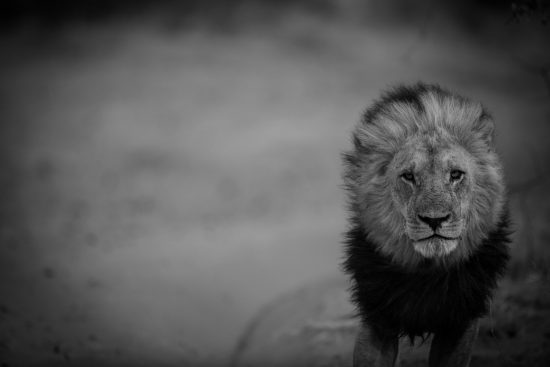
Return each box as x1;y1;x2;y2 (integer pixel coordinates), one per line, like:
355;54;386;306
0;1;549;366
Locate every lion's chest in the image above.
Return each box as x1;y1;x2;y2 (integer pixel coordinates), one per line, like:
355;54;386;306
377;269;487;336
345;221;510;338
354;257;504;339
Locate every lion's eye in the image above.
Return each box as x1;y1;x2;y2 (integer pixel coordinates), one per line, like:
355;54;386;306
401;172;415;183
450;170;464;181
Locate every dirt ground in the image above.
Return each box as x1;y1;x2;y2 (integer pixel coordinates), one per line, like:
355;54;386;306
0;9;549;367
232;275;550;367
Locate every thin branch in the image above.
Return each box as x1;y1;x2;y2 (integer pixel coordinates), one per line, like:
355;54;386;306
512;55;550;96
540;67;550;96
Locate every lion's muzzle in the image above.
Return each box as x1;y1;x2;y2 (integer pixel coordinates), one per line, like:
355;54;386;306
417;214;450;231
407;213;463;258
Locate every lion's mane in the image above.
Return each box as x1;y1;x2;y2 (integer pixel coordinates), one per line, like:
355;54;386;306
342;83;510;340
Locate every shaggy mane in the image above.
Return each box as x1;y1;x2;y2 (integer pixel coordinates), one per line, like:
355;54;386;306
342;82;511;341
343;83;506;266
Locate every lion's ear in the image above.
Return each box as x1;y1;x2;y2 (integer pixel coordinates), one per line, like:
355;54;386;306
473;112;495;147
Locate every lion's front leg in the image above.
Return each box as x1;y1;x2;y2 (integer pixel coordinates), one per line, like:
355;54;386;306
354;323;399;367
429;319;479;367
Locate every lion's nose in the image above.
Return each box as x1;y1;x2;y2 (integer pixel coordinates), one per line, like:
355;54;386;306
418;214;450;230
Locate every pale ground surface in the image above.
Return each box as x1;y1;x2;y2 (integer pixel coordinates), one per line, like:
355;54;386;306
0;13;549;366
233;275;550;367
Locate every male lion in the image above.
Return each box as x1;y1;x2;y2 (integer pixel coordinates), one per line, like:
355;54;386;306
342;83;510;367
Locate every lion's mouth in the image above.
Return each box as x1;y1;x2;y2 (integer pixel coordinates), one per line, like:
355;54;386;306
417;234;457;242
413;235;459;258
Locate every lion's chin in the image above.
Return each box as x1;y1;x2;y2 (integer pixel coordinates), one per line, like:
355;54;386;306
413;237;458;258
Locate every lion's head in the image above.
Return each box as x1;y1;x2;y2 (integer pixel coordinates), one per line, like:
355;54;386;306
344;83;506;267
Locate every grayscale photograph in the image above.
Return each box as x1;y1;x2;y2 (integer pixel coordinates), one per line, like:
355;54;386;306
0;1;549;366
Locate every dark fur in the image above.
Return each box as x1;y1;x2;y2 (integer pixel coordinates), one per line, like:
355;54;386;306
343;213;510;341
361;84;428;125
360;83;491;128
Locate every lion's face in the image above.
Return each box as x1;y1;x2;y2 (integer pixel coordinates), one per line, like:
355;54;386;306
390;136;475;258
346;84;506;267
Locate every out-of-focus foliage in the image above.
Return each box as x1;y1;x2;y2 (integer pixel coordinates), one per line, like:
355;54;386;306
0;0;541;29
510;0;549;24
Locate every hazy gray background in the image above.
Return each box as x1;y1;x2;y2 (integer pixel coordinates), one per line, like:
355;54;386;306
1;1;549;366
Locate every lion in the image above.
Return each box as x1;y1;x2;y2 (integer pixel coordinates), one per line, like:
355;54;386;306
342;83;510;367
